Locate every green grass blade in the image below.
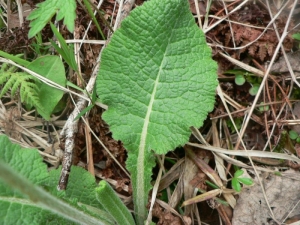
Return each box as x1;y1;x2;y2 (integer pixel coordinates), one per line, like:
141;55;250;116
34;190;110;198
0;51;30;67
83;0;105;39
96;180;135;225
50;22;78;72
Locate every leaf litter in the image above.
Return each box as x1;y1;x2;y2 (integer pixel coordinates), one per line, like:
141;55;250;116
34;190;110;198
0;0;300;224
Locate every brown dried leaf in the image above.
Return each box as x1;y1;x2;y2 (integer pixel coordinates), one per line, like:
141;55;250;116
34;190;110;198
248;44;258;57
185;147;223;187
258;44;267;61
183;156;199;215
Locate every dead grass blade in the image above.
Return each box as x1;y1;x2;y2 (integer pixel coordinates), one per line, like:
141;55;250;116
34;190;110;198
185;146;223;188
181;189;221;207
187;142;300;164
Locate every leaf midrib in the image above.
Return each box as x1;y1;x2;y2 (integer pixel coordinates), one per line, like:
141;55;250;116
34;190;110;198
135;7;182;219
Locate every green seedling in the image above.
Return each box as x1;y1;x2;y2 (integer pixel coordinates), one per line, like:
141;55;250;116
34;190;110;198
249;83;260;96
258;102;270;112
226;117;242;133
27;55;67;120
276;130;299;153
231;169;253;192
224;69;250;86
288;130;300;144
289;130;299;140
224;69;262;95
235;74;246;86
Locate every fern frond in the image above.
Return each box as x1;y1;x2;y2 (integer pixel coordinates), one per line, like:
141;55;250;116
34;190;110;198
7;65;17;73
0;62;9;72
0;60;19;73
0;55;44;111
0;71;12;84
0;71;44;112
11;76;22;96
20;81;42;110
0;73;17;98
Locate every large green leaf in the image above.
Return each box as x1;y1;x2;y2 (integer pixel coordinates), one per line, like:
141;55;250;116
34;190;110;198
48;166;101;209
96;0;218;223
0;135;115;225
28;55;66;121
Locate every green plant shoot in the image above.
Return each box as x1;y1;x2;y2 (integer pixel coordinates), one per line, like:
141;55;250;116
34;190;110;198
231;169;253;192
289;130;299;140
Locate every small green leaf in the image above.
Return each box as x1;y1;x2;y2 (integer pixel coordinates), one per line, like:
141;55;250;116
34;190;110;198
27;0;76;38
226;117;242;132
289;130;299;140
27;55;66;121
296;137;300;143
0;50;30;67
231;177;241;192
235;74;245;86
237;177;253;186
249;83;260;96
292;33;300;41
234;169;244;178
258;102;269;112
274;171;282;176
